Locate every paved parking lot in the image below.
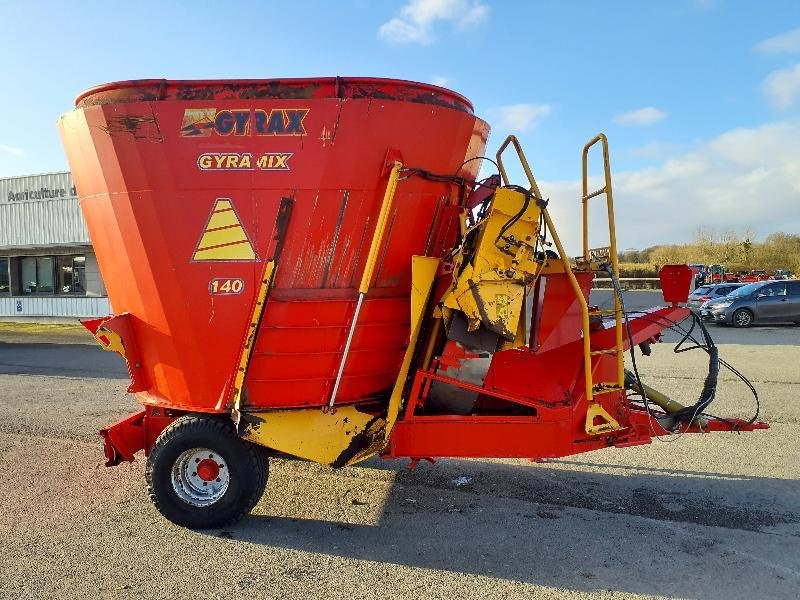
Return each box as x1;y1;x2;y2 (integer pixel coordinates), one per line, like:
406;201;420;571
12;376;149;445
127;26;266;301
591;289;800;345
0;315;798;599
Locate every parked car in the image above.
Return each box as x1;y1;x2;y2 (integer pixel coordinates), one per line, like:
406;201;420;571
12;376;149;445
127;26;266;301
687;283;744;312
701;280;800;327
774;270;795;280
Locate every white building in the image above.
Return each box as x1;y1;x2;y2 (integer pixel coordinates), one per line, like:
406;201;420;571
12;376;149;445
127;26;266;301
0;172;110;322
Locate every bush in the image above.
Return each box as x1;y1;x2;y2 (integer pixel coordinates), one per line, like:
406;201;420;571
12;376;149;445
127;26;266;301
618;229;800;275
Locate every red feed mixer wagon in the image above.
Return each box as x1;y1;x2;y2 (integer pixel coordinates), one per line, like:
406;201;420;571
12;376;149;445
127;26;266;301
58;77;766;528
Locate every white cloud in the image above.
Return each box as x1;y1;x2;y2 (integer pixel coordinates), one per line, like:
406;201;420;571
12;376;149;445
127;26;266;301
630;141;680;160
485;103;552;132
755;27;800;54
536;120;800;252
613;107;667;126
0;144;24;156
430;75;450;87
762;63;800;109
378;0;489;45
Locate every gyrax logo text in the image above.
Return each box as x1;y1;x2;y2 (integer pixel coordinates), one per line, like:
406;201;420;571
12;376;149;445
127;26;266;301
180;108;309;137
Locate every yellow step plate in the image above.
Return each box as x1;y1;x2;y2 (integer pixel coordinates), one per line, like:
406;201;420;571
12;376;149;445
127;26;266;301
236;405;385;468
585;402;623;435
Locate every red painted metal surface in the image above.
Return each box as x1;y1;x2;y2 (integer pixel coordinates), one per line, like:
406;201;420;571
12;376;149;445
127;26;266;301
385;279;765;462
59;78;489;414
659;264;693;304
100;406;174;466
60;78;765;468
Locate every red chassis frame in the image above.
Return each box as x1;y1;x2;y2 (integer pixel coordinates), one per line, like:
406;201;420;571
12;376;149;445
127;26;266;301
384;302;766;462
98;270;767;467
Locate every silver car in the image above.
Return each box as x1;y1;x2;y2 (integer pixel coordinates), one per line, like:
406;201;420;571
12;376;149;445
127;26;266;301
701;280;800;327
687;283;743;312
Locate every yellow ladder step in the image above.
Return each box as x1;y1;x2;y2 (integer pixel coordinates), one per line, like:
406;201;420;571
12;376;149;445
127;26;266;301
592;383;624;394
590;348;622;356
582;186;607;200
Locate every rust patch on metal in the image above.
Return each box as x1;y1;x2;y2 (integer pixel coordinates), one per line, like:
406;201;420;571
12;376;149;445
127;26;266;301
330;414;386;468
174;82;322;101
468;280;515;340
271;196;294;261
423;195;445;256
236;411;265;436
329;100;345;146
174;85;215;101
340;82;472;114
99;114;164;142
372;207;398;287
321;190;349;288
348;217;371;288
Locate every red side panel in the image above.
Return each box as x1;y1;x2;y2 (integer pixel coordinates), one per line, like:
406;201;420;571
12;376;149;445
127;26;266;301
59;78;489;413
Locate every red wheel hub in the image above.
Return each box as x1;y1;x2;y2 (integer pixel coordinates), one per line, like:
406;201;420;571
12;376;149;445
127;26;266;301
196;458;220;482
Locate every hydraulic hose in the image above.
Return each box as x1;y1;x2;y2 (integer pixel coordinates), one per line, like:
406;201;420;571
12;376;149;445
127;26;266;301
603;264;720;427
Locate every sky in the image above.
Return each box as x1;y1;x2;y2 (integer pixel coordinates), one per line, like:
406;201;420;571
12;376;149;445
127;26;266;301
0;0;798;251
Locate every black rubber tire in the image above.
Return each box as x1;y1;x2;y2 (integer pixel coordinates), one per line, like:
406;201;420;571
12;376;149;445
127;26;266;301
732;308;753;328
145;415;268;529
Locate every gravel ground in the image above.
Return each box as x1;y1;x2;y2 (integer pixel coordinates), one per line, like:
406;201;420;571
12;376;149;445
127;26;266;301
0;325;798;599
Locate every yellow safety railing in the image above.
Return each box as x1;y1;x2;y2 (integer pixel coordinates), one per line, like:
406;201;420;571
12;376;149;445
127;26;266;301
495;135;627;429
496;136;596;407
582;134;624;392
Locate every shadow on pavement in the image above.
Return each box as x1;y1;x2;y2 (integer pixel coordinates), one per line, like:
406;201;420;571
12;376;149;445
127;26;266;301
214;456;800;599
0;342;128;379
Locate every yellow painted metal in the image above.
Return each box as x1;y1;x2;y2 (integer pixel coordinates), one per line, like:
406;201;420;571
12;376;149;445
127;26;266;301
193;199;257;261
237;255;439;467
238;404;384;466
359;161;403;294
585;402;622;435
441;187;541;341
496;135;544;196
495;134;598;408
232;260;275;409
384;255;440;441
582;134;624;392
626;375;686;414
94;326;126;358
421;317;442;371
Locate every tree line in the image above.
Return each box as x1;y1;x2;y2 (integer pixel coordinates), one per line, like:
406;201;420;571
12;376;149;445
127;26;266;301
616;229;800;277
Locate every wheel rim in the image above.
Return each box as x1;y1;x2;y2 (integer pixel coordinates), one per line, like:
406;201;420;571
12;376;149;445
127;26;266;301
171;447;230;507
735;311;751;326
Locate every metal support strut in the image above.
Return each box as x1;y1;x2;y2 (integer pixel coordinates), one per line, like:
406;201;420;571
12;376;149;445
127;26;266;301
328;160;404;410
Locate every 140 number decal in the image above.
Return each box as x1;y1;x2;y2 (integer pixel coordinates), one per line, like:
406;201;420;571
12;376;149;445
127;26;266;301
209;278;244;295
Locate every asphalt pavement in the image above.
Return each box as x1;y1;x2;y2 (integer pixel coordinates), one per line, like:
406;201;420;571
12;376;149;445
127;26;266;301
591;289;800;345
0;321;798;599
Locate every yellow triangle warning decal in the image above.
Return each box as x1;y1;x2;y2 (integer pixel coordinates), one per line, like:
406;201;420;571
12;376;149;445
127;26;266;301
192;199;258;261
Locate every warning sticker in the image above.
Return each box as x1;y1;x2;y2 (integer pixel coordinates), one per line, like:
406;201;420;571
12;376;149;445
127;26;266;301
192;199;258;262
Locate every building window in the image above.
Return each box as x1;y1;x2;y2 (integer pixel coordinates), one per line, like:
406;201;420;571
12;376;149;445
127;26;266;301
20;256;55;294
0;258;9;296
11;254;89;296
57;255;86;294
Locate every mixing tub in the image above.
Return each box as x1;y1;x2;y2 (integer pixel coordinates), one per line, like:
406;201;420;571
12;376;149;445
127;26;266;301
58;78;489;413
